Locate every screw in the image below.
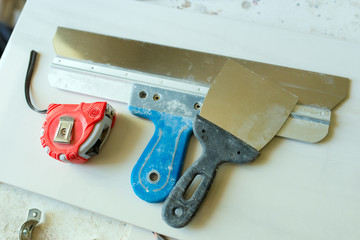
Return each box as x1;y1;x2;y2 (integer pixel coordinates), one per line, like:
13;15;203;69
61;128;67;136
174;207;183;216
153;94;161;101
201;135;208;141
194;102;202;110
139;91;147;99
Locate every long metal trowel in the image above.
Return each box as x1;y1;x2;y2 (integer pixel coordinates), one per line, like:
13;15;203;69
162;60;298;228
50;27;349;143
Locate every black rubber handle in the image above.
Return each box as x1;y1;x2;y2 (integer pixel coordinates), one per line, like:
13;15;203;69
162;115;260;228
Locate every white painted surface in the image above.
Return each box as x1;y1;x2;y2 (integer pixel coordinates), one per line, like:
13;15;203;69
147;0;360;42
0;183;131;239
0;0;359;239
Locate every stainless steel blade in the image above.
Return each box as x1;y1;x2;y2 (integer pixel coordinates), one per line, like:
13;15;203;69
49;27;349;143
200;60;298;150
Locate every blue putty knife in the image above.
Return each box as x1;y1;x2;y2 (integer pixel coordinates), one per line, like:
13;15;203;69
129;83;203;203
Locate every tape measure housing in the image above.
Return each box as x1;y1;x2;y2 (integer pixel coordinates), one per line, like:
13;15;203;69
40;102;115;164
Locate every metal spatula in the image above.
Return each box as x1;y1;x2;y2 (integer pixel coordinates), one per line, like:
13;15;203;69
50;27;349;143
162;60;298;228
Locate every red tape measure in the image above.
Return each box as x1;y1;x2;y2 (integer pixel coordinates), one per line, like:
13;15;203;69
25;51;116;164
40;102;115;164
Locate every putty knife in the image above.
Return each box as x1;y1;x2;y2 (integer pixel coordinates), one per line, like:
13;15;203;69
129;83;203;203
162;60;298;228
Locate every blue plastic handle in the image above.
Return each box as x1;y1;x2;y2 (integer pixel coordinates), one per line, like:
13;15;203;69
129;105;194;203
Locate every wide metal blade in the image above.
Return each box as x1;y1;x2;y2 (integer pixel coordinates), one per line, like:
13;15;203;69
50;27;349;143
52;27;348;110
200;60;298;151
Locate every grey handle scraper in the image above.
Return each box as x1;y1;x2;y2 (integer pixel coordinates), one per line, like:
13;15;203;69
162;60;298;228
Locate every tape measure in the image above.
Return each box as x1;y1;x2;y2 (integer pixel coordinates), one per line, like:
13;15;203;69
40;102;115;164
25;50;116;164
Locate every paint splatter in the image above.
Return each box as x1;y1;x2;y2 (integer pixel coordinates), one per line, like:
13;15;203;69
242;1;251;9
253;0;261;6
210;9;222;15
182;0;191;8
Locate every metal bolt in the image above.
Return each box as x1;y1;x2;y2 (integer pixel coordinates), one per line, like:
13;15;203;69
174;207;183;216
194;102;202;110
139;91;147;99
61;128;67;136
153;94;161;101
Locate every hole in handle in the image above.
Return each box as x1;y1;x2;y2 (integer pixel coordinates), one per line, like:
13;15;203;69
183;174;204;200
147;170;160;183
139;91;147;98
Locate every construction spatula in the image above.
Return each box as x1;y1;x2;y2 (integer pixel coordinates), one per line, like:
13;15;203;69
50;27;349;144
162;60;298;228
128;83;203;203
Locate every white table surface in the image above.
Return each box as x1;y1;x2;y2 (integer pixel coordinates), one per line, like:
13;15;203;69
0;0;359;239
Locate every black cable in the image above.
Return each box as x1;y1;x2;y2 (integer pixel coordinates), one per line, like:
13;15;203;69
25;50;47;114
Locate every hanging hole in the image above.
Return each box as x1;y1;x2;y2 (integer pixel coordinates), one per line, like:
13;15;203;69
183;174;204;200
139;91;147;99
147;170;160;183
237;151;241;154
150;172;158;182
194;102;202;110
202;129;205;133
153;94;161;101
173;207;183;217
